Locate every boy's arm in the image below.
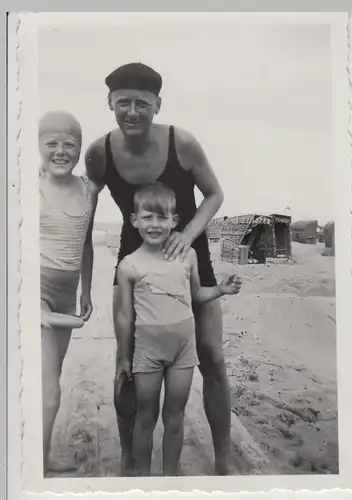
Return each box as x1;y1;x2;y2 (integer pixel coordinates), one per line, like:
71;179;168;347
189;250;242;303
189;250;223;304
115;260;135;374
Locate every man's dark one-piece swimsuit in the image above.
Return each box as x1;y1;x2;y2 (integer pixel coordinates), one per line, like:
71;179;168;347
103;125;217;288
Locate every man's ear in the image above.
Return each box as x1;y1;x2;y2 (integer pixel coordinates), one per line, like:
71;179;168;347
155;96;162;115
130;213;138;227
108;92;113;111
172;214;179;228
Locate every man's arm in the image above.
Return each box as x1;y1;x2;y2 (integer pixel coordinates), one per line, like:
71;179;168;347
163;127;224;261
176;127;224;241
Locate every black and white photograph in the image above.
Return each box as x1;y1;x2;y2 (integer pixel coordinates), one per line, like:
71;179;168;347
13;11;352;495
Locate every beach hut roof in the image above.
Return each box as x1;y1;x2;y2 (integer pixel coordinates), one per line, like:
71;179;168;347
220;213;291;246
225;213;291;226
291;220;318;230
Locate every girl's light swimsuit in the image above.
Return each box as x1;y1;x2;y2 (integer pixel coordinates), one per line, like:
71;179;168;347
40;176;92;314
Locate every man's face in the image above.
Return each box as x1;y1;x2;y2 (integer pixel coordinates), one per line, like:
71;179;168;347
109;89;161;137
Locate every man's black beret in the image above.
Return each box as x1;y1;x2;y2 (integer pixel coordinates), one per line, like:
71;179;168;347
105;62;162;95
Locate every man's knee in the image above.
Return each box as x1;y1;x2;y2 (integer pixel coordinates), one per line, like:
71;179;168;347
197;339;226;377
194;298;223;338
194;299;225;375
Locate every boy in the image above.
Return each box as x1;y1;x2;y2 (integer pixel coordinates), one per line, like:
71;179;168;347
116;182;242;476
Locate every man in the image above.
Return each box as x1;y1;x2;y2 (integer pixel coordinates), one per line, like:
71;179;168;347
85;62;231;475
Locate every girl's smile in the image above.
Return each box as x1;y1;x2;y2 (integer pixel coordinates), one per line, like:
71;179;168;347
39;132;81;178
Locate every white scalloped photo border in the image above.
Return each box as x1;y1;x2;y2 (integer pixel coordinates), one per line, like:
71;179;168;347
10;11;352;497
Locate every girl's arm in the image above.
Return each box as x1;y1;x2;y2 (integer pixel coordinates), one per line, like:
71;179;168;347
41;310;85;330
189;250;242;303
115;260;135;378
80;182;102;320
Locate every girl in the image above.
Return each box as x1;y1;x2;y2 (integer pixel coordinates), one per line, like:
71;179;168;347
39;110;99;474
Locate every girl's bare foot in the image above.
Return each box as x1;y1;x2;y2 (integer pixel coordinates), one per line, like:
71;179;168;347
45;461;77;477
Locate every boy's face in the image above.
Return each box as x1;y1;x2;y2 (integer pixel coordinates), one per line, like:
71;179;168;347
131;208;177;247
39;132;81;178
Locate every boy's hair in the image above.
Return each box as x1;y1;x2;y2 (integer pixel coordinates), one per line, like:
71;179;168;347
133;182;176;216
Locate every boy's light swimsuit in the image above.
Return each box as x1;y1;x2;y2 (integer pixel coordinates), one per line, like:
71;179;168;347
122;251;199;373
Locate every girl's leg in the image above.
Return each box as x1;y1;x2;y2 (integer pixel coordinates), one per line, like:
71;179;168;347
133;371;164;476
41;303;72;474
162;367;194;476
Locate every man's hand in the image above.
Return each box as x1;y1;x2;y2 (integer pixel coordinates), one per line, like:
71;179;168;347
162;231;192;262
218;274;243;296
80;294;93;322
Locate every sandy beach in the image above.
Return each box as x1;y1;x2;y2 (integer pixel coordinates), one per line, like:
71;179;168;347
49;235;338;477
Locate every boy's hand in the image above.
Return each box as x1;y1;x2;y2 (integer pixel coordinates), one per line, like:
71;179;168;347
162;231;192;262
80;293;93;321
119;358;132;381
219;274;243;296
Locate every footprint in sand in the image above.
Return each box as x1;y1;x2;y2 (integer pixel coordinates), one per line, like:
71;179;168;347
277;424;293;439
288;451;304;468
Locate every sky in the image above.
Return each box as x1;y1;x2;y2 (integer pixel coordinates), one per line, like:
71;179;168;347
38;22;333;225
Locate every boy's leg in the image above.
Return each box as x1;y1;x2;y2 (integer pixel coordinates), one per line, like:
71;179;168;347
162;367;194;476
113;369;136;475
133;371;164;476
193;299;231;475
112;285;137;475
